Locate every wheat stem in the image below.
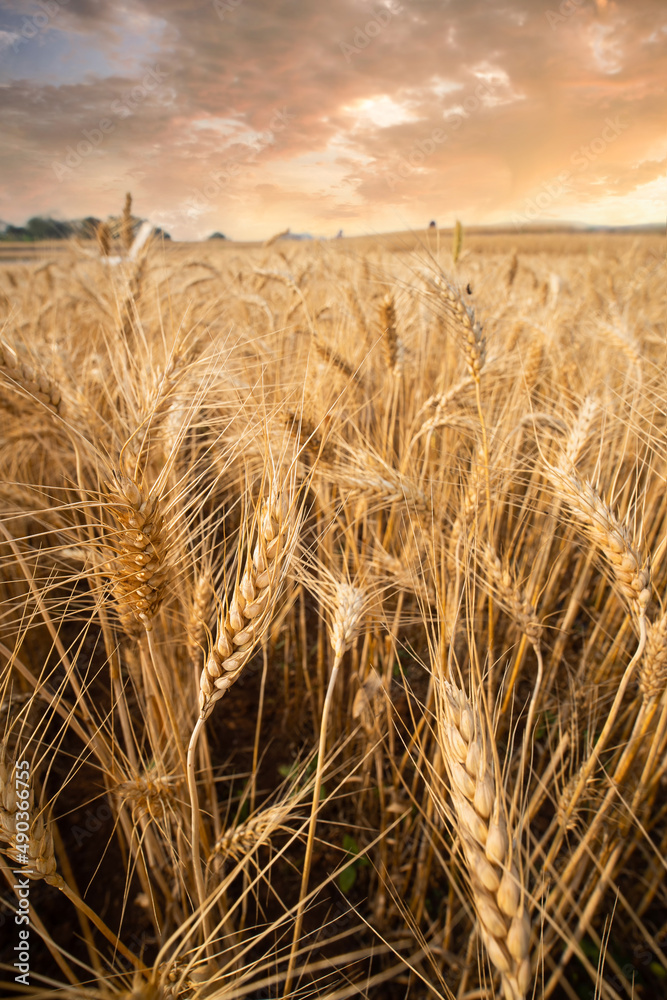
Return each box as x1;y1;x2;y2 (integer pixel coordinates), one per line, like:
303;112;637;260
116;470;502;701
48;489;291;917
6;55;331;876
284;652;342;998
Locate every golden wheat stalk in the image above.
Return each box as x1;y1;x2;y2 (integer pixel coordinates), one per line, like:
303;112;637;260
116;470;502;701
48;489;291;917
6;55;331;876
546;464;650;620
329;582;367;657
560;396;599;471
0;743;148;970
433;276;485;381
187;571;213;669
197;481;298;722
0;341;63;415
121;192;133;254
279;408;335;464
187;474;300;931
452;219;463;264
103;469;167;636
506;250;518;288
0;743;61;886
436;682;531;1000
333;450;433;518
480;544;542;650
378;293;399;373
285;579;369;995
638;612;667;701
209;802;296;870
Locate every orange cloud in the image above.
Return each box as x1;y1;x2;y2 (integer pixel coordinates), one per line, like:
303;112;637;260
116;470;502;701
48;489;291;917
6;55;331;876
0;0;665;237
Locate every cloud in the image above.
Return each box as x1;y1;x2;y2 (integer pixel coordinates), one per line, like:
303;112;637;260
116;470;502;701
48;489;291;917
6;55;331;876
1;0;666;237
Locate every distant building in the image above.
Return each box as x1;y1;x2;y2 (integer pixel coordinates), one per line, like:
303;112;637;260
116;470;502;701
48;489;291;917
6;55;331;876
279;231;313;241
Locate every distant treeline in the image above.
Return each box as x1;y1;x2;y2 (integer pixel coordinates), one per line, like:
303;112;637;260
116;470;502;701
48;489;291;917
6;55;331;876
0;216;171;242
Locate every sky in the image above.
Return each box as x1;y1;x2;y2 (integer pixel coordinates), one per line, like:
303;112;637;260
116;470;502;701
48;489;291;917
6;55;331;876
0;0;666;240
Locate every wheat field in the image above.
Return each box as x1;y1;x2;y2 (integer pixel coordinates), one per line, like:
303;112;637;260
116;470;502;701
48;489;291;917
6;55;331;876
0;225;666;1000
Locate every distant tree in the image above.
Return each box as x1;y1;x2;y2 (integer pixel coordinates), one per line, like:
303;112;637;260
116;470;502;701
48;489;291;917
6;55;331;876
208;232;227;240
0;225;28;241
25;216;72;240
0;212;170;243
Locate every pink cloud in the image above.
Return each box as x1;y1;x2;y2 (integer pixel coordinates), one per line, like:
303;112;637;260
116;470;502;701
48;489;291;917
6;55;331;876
0;0;665;237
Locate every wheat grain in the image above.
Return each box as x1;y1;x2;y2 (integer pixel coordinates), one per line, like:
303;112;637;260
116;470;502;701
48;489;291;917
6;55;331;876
560;396;599;471
187;572;213;669
115;770;179;821
121;192;134;254
546;464;650;619
313;338;359;382
480;544;542;649
329;582;366;658
104;469;167;635
210;802;295;869
452;220;463;264
638;612;667;701
507;251;518;288
433;278;485;380
378;293;399;373
334;451;433;517
437;683;531;1000
197;481;297;721
0;742;61;886
0;341;63;415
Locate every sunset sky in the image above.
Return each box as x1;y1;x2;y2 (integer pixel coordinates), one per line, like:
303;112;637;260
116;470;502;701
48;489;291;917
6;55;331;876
1;0;665;240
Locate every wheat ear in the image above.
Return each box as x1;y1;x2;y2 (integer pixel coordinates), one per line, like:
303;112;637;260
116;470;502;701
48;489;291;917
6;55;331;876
0;743;60;886
187;571;213;669
437;683;531;1000
210;802;297;870
188;478;299;936
434;278;485;381
546;464;650;620
197;484;296;722
378;293;399;373
0;341;63;415
104;469;167;635
121;191;133;254
452;219;463;264
639;612;667;701
506;250;518;288
560;396;599;471
0;742;146;969
481;544;542;650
